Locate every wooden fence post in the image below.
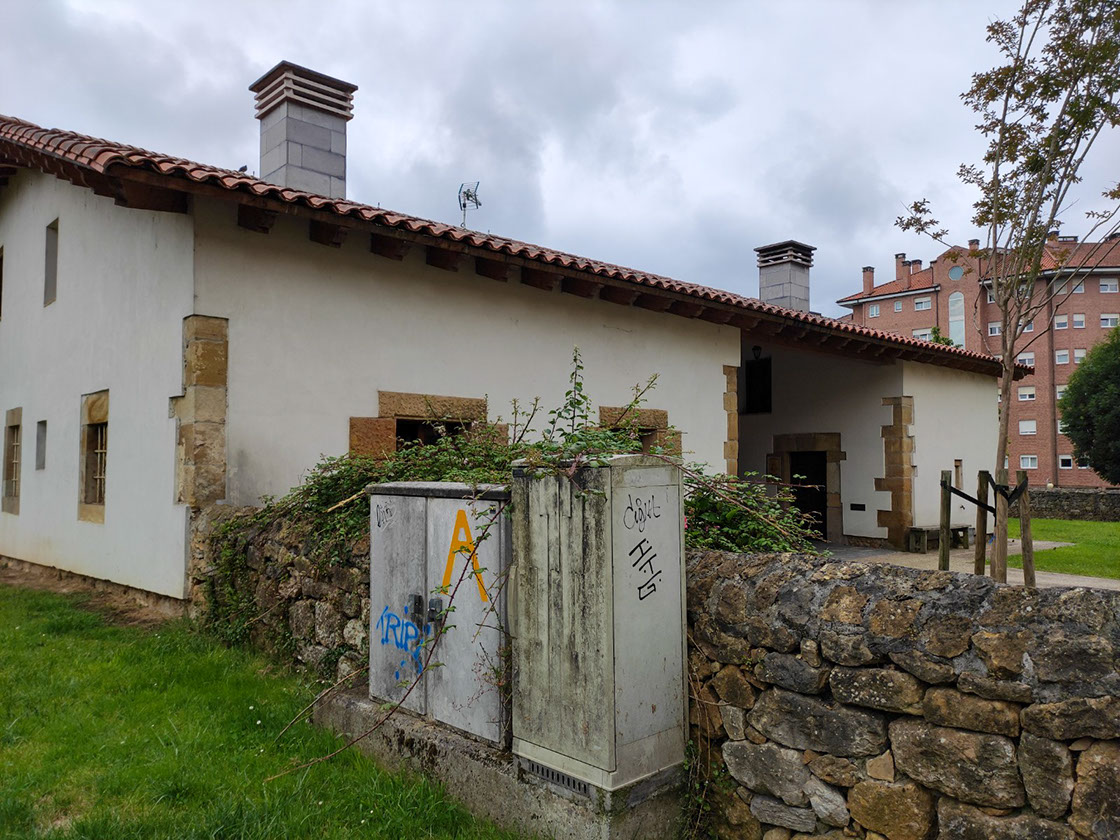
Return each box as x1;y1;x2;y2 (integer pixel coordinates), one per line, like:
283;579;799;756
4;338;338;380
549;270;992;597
1017;469;1036;588
991;468;1008;583
939;470;952;572
974;471;990;576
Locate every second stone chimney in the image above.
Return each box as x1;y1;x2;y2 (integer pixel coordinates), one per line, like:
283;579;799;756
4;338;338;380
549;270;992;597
862;266;875;296
250;61;357;198
755;240;815;312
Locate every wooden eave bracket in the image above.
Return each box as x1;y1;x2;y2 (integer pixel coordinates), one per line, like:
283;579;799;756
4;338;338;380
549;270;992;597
668;300;706;318
370;232;410;260
310;219;347;248
699;307;734;324
521;267;559;291
634;293;673;312
599;285;640;306
237;204;277;234
426;245;466;272
112;177;188;213
561;276;600;298
0;165;17;187
475;257;512;282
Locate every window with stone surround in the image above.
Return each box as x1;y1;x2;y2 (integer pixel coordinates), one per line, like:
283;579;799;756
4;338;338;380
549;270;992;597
349;391;489;460
3;408;21;515
598;406;680;455
79;390;109;522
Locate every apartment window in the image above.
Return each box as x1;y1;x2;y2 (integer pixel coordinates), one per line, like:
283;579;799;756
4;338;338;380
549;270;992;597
1073;313;1085;329
1102;314;1119;328
1020;455;1038;469
2;409;20;515
913;328;932;341
1054;314;1068;329
1073;281;1085;294
1016;351;1035;366
987;290;995;303
79;390;109;522
868;303;880;318
948;292;965;347
1022;320;1034;333
1018;386;1036;401
1004;456;1009;470
1058;419;1068;435
1056;385;1067;400
1059;455;1074;469
35;420;46;470
988;322;1002;336
1056;349;1070;365
893;300;902;312
44;219;58;306
1078;457;1090;469
1074;348;1086;364
1101;279;1119;293
1019;419;1037;436
914;297;932;311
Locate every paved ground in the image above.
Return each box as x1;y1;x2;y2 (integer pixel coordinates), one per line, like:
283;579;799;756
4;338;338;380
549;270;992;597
819;540;1120;592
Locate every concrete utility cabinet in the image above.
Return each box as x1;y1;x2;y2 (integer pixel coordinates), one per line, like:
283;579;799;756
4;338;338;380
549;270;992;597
368;482;511;745
510;455;686;791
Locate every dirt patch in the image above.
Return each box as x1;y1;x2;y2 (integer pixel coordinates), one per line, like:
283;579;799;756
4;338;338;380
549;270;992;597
0;559;185;628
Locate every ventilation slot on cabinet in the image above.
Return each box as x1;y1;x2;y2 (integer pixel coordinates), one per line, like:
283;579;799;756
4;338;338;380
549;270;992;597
524;760;590;797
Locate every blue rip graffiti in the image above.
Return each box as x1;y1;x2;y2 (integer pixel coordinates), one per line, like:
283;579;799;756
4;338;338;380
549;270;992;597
376;604;425;679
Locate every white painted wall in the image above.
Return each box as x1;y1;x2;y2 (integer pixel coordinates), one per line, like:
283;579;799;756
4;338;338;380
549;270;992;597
0;171;194;598
192;199;740;505
739;345;903;539
903;361;998;527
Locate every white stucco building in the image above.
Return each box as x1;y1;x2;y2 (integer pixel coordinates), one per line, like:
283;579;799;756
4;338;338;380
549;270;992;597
0;63;1012;603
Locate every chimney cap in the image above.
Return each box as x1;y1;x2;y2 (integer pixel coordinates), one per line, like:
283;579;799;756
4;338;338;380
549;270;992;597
754;240;816;268
895;252;906;260
250;60;357;121
862;266;874;272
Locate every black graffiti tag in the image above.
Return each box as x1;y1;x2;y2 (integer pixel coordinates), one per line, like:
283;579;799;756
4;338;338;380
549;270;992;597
622;493;661;533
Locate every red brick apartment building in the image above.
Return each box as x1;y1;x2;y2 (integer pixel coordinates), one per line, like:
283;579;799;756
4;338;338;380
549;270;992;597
838;235;1120;488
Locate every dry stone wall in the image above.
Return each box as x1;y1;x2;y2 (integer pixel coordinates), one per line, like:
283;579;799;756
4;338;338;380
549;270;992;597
190;507;370;682
1017;488;1120;522
688;550;1120;840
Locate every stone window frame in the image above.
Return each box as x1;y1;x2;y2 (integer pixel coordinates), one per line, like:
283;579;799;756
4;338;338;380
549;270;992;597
598;405;682;457
767;431;846;544
78;390;109;523
2;407;21;515
349;391;491;459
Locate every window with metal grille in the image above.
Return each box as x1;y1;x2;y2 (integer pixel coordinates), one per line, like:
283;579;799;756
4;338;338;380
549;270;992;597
3;422;20;502
84;422;107;505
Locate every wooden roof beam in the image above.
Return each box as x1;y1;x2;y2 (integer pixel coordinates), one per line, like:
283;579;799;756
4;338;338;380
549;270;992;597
521;267;559;291
426;245;466;272
599;285;640;306
112;179;188;214
369;232;410;260
634;293;673;312
237;204;277;234
561;276;600;298
310;219;347;247
669;300;705;318
475;257;513;282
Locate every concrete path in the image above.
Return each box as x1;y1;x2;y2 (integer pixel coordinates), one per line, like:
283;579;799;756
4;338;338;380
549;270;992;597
820;540;1120;592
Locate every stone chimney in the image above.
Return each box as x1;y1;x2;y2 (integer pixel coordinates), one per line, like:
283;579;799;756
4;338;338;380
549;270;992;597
968;238;980;252
755;240;815;312
862;266;875;296
910;259;922;273
249;61;357;198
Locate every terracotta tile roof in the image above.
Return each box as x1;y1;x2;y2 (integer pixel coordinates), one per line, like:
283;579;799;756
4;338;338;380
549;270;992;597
0;114;1013;378
836;271;937;304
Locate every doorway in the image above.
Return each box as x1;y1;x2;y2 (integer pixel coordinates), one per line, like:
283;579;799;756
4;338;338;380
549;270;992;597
789;450;828;539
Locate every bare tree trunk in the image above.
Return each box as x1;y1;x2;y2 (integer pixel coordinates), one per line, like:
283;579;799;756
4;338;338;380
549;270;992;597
975;470;990;575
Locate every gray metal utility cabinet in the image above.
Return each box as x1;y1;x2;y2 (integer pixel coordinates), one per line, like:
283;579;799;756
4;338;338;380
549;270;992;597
368;482;511;745
510;455;686;792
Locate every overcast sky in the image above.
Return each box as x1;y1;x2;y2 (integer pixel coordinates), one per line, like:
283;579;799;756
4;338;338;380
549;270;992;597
4;1;1117;316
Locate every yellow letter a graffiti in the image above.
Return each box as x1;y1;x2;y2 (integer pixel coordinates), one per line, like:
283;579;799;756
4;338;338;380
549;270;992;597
443;508;489;603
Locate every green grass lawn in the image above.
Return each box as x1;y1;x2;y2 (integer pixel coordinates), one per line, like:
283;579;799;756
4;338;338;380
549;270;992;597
0;584;522;840
1008;517;1120;580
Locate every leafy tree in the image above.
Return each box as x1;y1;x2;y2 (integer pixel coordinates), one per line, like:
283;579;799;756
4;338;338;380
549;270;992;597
927;326;958;347
1059;326;1120;483
897;0;1120;580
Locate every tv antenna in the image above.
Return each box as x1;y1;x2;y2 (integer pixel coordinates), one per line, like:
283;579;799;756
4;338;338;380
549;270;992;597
458;181;481;227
